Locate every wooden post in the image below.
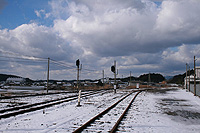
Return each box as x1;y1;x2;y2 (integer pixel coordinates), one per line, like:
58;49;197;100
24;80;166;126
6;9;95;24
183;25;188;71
194;56;196;96
102;70;104;89
47;57;50;93
186;63;187;90
130;71;131;86
77;66;79;91
189;66;190;92
114;60;116;93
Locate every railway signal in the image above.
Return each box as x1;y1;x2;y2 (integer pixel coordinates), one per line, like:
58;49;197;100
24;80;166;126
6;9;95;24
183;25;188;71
111;65;115;73
76;59;80;68
47;57;50;93
76;59;82;106
111;61;118;93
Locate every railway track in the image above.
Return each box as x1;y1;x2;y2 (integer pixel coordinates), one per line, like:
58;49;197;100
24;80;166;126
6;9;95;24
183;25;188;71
0;91;73;100
0;90;110;119
0;89;111;99
73;89;144;133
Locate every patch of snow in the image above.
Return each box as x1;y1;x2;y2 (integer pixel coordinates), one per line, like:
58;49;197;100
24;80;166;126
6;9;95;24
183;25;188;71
0;88;200;132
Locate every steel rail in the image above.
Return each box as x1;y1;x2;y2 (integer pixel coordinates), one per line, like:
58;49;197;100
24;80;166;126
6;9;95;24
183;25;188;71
0;90;110;114
0;90;108;119
0;89;110;99
73;90;139;133
0;91;74;99
0;94;78;114
110;91;142;133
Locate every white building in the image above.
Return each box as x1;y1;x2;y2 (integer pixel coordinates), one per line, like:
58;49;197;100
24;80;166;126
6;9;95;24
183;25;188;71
196;66;200;79
6;77;25;84
184;66;200;89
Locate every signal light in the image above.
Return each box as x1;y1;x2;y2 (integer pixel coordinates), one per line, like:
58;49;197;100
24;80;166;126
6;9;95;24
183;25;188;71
76;59;80;67
111;65;115;73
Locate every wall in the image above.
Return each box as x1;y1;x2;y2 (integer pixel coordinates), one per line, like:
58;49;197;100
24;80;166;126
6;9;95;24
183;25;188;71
187;83;200;97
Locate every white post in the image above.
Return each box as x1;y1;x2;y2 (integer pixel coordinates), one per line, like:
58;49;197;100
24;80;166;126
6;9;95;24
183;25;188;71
129;71;131;86
136;83;139;89
114;60;117;93
77;90;81;106
102;70;104;89
194;56;196;96
47;57;50;93
186;63;188;90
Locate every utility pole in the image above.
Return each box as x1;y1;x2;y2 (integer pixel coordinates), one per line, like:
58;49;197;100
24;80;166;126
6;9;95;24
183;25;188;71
102;70;104;89
47;57;50;93
77;65;79;91
76;59;82;106
111;60;118;93
189;65;190;92
114;60;116;86
114;60;117;93
76;59;80;91
186;63;188;90
130;71;131;86
194;56;196;96
148;72;151;88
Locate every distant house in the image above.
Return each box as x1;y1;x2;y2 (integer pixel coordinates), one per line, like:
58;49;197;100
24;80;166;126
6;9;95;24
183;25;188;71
63;83;72;87
6;77;25;85
196;66;200;79
184;66;200;89
129;81;142;86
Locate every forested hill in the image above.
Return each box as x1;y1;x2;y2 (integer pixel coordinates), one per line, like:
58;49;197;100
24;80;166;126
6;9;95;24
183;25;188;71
0;70;194;84
121;73;165;83
138;73;165;83
0;74;21;82
168;69;194;84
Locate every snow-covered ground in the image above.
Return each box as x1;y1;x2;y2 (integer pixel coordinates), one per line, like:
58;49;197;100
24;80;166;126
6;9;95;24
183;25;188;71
0;87;200;133
119;88;200;133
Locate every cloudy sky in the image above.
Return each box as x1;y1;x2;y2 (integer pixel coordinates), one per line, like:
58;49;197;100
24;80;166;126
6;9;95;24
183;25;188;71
0;0;200;80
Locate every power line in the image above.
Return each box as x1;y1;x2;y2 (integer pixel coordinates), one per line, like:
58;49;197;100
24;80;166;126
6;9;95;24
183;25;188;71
82;68;98;72
50;60;76;70
0;59;46;63
0;54;110;80
0;55;47;62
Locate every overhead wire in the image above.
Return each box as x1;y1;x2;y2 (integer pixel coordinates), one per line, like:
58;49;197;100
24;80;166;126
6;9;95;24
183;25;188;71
0;55;47;62
0;54;107;80
50;59;76;70
50;59;74;66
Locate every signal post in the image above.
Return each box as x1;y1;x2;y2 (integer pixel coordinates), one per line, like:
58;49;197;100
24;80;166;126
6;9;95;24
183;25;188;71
76;59;82;106
111;60;118;93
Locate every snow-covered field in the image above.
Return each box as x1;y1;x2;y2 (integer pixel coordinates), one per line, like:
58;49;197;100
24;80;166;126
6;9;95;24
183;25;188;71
0;87;200;133
0;93;75;110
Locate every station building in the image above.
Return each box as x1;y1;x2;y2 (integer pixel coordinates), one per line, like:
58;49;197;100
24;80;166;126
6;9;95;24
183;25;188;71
6;77;26;85
185;66;200;96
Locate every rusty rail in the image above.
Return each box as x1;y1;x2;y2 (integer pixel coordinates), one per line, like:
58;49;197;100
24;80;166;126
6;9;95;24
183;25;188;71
73;90;140;133
110;91;142;133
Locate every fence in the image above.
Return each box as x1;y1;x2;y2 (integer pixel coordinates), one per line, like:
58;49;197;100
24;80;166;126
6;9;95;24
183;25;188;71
187;83;200;96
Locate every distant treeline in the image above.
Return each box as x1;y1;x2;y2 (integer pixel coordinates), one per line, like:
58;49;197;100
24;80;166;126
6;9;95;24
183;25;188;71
167;69;194;84
0;70;194;84
120;73;165;83
0;74;32;83
0;74;20;81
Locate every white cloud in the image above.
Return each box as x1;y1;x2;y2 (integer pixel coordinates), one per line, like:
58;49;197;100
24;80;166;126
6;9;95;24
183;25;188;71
52;0;200;57
35;9;51;19
0;23;82;79
1;0;200;79
1;23;80;60
53;0;160;57
155;0;200;38
35;10;42;18
162;44;200;64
